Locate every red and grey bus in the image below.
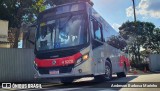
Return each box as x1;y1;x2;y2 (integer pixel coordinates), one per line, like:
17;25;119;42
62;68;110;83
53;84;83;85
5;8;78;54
34;2;130;83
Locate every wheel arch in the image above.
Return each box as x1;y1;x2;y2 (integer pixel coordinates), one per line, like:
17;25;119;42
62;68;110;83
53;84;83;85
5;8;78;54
106;57;112;69
106;58;112;64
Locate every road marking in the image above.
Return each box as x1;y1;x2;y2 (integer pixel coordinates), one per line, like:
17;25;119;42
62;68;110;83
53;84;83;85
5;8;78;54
75;77;94;82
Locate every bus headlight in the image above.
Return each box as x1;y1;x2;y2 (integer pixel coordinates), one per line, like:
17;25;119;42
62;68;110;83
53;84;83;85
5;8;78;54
82;54;89;61
75;54;89;66
34;61;38;70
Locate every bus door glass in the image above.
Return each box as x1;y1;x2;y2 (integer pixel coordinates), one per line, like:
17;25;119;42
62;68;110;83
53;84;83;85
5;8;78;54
91;17;104;73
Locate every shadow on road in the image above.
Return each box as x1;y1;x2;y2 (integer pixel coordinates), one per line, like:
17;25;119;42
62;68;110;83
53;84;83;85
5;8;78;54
0;75;138;91
42;75;138;90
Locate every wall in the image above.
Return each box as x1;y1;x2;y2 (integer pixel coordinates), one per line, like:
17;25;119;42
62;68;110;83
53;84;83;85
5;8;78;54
0;48;35;82
149;54;160;72
0;43;10;48
0;20;8;42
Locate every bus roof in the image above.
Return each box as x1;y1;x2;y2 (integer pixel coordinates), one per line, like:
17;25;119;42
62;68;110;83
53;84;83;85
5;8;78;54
39;2;87;16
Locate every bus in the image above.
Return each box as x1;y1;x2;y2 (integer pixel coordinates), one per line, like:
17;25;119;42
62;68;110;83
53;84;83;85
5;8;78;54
34;2;130;83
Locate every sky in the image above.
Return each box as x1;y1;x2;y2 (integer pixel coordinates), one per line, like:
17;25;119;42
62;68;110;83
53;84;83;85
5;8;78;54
92;0;160;32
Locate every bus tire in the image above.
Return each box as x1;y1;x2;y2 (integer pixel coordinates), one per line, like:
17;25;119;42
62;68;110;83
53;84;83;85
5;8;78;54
103;60;112;80
117;64;127;78
60;78;74;84
94;60;112;82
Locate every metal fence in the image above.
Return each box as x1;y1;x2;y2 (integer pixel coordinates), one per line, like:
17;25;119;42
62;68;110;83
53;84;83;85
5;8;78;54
149;54;160;72
0;48;35;82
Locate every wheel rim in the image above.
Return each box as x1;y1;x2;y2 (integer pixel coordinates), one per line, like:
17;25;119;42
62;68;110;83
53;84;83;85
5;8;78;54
105;65;110;78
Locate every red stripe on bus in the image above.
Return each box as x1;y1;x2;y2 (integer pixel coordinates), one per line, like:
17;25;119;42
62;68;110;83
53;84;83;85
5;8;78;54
35;52;82;67
125;57;130;67
119;55;130;67
119;56;125;67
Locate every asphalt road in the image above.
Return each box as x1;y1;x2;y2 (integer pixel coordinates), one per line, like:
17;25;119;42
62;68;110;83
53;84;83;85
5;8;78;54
1;73;160;91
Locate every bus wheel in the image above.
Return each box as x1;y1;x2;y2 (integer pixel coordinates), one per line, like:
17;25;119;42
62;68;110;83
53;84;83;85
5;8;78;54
60;78;74;84
117;64;127;78
94;61;112;82
103;61;112;80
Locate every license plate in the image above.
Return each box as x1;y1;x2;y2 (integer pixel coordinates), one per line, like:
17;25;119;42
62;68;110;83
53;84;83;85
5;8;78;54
49;70;59;75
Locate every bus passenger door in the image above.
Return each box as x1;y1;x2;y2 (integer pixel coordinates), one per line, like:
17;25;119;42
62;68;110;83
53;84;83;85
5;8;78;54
90;17;104;74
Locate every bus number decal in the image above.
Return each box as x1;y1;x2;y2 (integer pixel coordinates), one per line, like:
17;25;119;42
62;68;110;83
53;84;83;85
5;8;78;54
64;60;74;64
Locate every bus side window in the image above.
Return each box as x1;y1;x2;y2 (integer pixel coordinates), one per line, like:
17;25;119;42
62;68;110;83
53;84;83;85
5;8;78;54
92;20;103;42
90;18;94;39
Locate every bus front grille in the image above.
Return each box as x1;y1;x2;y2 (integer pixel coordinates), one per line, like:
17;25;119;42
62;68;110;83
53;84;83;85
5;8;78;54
38;65;74;75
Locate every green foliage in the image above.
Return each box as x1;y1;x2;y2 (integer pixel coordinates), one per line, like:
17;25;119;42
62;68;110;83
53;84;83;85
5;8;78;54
143;28;160;53
0;0;94;48
29;0;46;23
0;0;23;28
141;50;150;57
119;21;155;40
0;0;93;28
0;0;44;28
119;21;157;50
0;0;47;48
119;21;160;63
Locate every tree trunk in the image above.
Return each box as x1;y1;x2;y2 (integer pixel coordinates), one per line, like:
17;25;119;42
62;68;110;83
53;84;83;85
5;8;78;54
13;29;20;48
137;46;141;64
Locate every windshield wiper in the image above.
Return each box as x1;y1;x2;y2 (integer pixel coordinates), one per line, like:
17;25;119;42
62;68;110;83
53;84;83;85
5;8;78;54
59;13;72;29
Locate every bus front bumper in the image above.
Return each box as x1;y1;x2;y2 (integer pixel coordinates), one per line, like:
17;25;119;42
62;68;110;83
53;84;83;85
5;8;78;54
34;71;91;79
34;58;93;79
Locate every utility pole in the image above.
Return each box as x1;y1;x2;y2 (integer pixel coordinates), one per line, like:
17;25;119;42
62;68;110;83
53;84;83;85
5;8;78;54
132;0;140;64
132;0;136;22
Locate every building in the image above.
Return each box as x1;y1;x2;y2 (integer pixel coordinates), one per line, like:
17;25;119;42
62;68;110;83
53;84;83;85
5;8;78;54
0;20;10;48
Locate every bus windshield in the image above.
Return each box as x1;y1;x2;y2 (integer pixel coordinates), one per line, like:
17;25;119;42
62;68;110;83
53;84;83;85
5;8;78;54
36;14;87;51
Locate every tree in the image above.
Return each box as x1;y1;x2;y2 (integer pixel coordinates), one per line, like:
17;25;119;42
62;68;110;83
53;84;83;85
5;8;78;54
143;28;160;53
23;0;46;23
0;0;46;48
0;0;94;48
119;21;157;64
0;0;36;28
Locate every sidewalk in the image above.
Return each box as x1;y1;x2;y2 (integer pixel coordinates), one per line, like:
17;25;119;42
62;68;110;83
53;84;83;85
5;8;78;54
128;68;153;75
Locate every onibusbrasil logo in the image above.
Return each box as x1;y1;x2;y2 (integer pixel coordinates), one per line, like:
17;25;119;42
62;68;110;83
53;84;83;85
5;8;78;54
2;83;42;89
